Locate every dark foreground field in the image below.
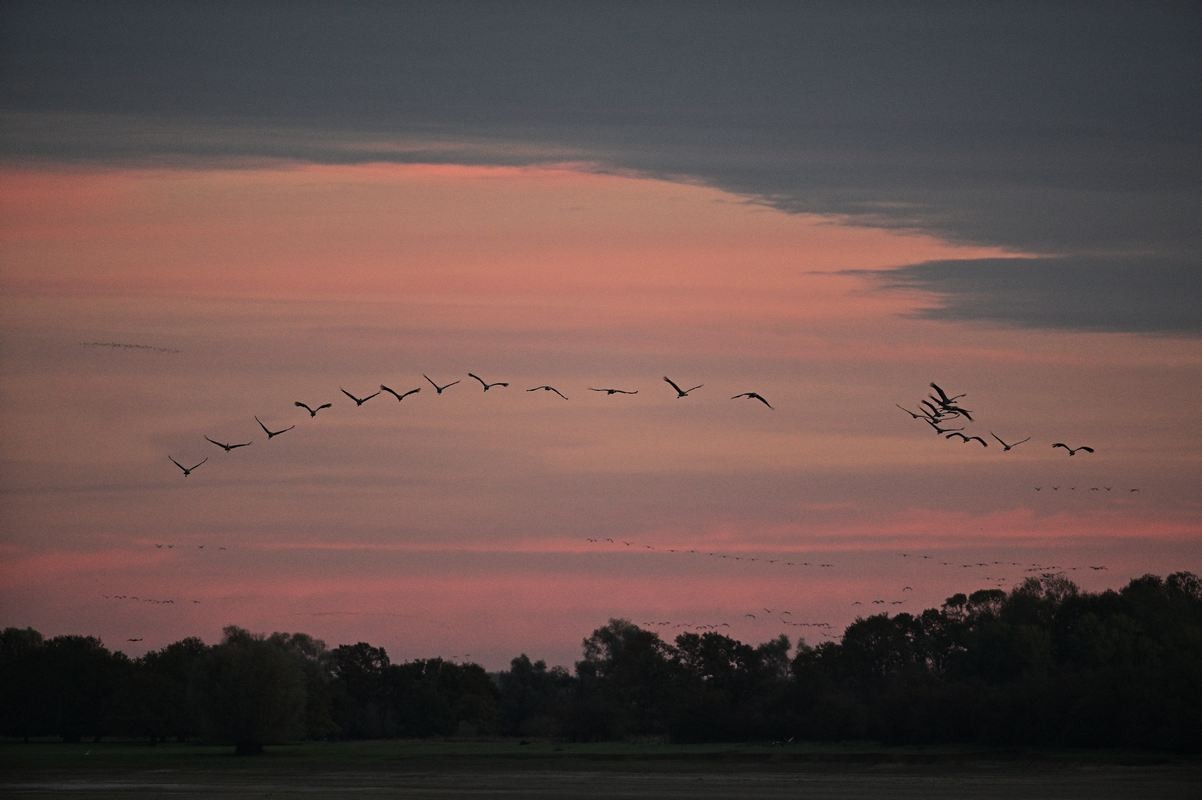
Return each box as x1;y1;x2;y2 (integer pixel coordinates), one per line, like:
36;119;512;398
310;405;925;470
2;741;1199;799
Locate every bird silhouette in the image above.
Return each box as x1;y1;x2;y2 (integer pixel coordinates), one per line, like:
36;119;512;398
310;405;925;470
341;387;380;406
732;392;774;409
126;637;143;642
380;384;420;402
946;432;988;447
991;433;1031;451
935;402;973;421
663;376;702;397
527;385;568;399
929;382;967;404
255;416;295;439
204;436;251;452
468;373;509;391
1052;443;1094;456
295;401;332;417
896;404;931;420
424;374;460;395
925;418;964;435
169;456;207;476
590;387;638;395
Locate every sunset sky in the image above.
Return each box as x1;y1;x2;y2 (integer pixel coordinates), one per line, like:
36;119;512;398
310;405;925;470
2;2;1199;670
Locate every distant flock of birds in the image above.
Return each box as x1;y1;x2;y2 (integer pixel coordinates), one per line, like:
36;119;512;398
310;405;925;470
102;594;203;606
582;536;835;569
169;374;777;475
640;614;837;639
897;382;1094;455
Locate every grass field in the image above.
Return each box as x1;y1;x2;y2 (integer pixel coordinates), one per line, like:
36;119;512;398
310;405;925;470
2;740;1199;799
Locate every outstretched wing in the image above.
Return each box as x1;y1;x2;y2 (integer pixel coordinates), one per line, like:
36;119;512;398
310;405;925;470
663;376;685;394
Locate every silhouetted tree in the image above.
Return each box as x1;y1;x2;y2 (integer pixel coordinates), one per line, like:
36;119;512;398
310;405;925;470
330;642;391;738
575;619;676;739
190;626;307;754
124;637;206;743
498;653;573;737
0;627;45;741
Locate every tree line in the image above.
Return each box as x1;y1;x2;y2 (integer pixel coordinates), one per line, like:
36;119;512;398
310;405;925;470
2;573;1199;753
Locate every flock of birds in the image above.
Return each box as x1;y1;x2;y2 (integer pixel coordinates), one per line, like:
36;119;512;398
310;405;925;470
81;340;181;354
582;536;835;569
102;593;204;606
640;614;837;639
140;376;1139;649
169;373;776;475
897;382;1094;455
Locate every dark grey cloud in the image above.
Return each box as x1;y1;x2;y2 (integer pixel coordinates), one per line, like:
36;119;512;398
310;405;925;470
2;1;1199;332
860;256;1202;334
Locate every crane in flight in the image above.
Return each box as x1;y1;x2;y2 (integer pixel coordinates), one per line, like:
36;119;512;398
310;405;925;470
990;433;1031;451
341;387;380;406
468;372;509;391
295;401;332;417
663;376;702;397
169;456;208;476
527;385;568;399
204;436;251;452
732;391;774;409
1052;443;1094;456
380;384;420;402
424;374;460;395
255;416;295;439
590;387;638;395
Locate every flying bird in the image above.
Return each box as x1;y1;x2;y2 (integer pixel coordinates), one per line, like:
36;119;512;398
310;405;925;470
255;416;295;439
946;432;988;447
295;401;332;417
663;376;702;397
424;374;460;395
929;382;967;404
341;387;380;406
204;436;251;452
380;384;420;402
1052;443;1094;456
169;456;208;476
925;418;964;435
126;638;143;642
590;387;638;395
469;372;509;391
896;404;931;420
991;433;1031;451
527;385;568;399
732;392;774;409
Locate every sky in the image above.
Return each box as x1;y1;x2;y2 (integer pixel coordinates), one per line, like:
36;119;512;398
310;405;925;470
1;1;1200;670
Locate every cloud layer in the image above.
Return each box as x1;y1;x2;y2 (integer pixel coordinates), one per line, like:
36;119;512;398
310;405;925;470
3;1;1199;335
